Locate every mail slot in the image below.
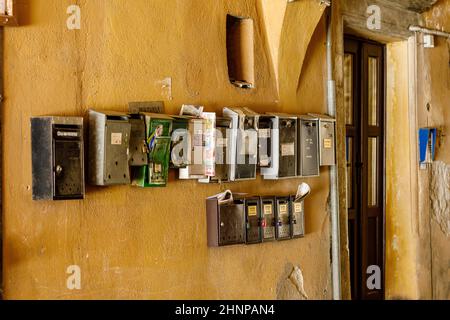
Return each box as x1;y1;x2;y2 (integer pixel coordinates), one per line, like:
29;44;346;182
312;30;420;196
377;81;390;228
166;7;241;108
31;116;85;200
131;113;172;187
309;113;336;166
260;197;276;241
298;115;320;177
290;196;305;238
206;192;246;247
245;197;262;244
262;114;298;180
275;197;291;240
88;110;131;186
223;107;258;181
128;114;148;167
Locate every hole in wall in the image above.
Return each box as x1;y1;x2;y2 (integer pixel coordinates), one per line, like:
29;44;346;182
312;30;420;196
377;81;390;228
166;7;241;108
226;14;255;89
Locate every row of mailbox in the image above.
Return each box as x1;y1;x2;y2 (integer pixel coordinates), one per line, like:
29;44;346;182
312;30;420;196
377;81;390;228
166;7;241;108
206;193;305;247
30;107;336;200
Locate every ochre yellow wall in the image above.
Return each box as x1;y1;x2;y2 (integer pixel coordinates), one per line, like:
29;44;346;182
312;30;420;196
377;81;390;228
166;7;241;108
2;0;332;299
385;41;419;300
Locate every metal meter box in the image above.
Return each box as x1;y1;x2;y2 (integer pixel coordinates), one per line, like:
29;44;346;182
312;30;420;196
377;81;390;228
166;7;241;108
298;115;320;177
260;197;276;241
290;196;305;238
261;114;298;179
31;117;85;201
275;197;291;240
258;115;273;168
132;113;172;187
206;193;246;247
128;114;148;167
245;197;262;244
309;114;336;166
223;107;258;181
88;110;131;186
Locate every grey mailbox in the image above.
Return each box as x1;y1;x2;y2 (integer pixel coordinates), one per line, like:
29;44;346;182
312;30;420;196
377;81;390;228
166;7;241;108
309;113;336;166
298;115;320;177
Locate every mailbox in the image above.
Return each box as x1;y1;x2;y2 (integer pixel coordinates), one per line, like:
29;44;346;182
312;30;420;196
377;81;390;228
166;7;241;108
170;116;191;169
179;118;207;180
261;114;298;180
245;197;262;244
206;192;246;247
309;113;336;166
209;117;232;183
275;197;291;240
31;116;85;200
128;114;148;167
223;107;258;181
290;196;305;238
131;113;172;187
298;115;320;177
88;110;131;186
260;197;276;241
258;115;274;168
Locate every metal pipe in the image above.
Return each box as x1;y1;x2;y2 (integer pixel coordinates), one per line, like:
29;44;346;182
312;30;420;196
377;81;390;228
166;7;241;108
409;25;450;38
326;3;341;300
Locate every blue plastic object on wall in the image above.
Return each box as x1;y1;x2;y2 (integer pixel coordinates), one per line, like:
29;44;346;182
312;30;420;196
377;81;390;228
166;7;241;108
419;128;437;164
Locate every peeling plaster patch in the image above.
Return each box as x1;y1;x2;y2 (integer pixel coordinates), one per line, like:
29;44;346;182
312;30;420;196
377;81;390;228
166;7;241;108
156;77;173;101
276;263;308;300
430;161;450;237
391;235;400;252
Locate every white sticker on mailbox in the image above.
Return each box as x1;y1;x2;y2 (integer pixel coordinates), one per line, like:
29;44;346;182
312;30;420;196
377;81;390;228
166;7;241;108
111;133;123;145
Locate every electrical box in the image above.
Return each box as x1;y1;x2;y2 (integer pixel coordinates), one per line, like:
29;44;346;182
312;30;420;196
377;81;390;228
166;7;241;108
298;115;320;177
223;107;258;181
290;196;305;238
206;192;246;247
275;197;291;240
88;110;131;186
31;116;85;201
309;113;336;166
262;114;298;179
258;115;274;168
260;196;276;241
132;113;172;187
128;114;148;167
245;197;262;244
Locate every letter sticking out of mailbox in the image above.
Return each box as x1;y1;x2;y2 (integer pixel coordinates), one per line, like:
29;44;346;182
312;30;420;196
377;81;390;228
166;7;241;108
88;110;131;186
31;116;85;200
206;191;246;247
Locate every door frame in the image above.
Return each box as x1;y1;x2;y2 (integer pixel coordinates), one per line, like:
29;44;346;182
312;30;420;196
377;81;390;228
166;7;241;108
344;34;386;300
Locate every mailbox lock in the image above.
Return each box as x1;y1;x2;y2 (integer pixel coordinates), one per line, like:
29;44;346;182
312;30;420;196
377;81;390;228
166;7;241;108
55;165;63;175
